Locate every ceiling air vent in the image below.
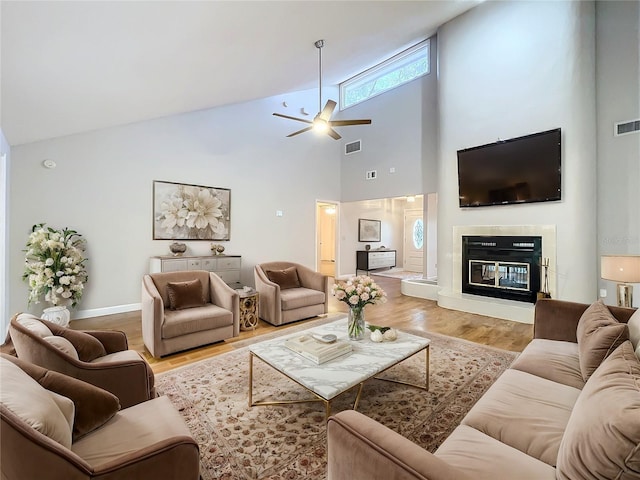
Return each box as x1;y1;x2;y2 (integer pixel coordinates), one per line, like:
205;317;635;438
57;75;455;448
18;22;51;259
614;119;640;137
345;140;362;155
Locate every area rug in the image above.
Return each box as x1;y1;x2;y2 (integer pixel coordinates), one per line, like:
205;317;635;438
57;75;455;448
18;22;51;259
156;328;517;480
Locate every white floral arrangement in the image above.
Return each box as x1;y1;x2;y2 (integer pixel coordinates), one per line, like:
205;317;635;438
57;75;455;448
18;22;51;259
157;185;228;239
331;275;387;310
23;223;88;307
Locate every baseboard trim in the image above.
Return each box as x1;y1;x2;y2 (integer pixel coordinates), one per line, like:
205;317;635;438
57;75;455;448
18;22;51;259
72;303;141;320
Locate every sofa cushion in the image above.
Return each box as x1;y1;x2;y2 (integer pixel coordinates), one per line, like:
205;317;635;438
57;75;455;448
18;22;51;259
576;300;628;381
166;279;205;310
41;319;108;362
435;425;556;480
2;353;122;441
16;313;53;338
43;335;80;360
266;267;301;290
461;369;581;466
162;303;233;339
0;356;73;448
628;308;640;351
280;287;326;311
556;340;640;480
509;339;584;390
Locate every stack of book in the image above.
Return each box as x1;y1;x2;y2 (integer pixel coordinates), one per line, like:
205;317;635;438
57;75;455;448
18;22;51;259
285;335;352;364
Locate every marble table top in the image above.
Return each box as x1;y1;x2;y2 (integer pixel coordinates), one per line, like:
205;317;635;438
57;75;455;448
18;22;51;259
249;317;430;401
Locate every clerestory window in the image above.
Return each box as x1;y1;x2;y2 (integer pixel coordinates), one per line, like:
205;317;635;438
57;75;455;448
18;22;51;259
340;39;430;110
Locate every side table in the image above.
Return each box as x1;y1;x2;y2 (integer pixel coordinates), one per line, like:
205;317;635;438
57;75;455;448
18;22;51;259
237;288;259;331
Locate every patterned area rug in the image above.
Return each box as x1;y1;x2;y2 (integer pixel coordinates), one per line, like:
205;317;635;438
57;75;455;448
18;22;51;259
156;325;517;480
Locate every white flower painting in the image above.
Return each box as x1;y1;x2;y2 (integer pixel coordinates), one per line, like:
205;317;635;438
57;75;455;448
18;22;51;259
153;181;231;240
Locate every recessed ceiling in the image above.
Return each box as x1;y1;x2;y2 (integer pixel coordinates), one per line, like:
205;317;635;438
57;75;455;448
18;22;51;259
1;1;479;146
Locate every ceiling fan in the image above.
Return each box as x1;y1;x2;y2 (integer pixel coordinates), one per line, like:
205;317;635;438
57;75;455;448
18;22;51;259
273;39;371;140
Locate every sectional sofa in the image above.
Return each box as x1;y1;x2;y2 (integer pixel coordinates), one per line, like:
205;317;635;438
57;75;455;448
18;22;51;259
327;298;640;480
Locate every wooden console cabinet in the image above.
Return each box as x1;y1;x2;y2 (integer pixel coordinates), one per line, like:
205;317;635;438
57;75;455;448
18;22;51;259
149;255;242;288
356;250;396;274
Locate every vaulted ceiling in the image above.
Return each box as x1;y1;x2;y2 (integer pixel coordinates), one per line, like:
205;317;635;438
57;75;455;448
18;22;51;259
1;1;479;146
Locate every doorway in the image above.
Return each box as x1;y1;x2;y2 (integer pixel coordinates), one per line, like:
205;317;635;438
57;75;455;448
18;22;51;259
403;208;424;273
316;201;338;277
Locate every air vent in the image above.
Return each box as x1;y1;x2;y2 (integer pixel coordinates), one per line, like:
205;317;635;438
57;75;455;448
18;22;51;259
366;170;377;180
345;140;362;155
614;119;640;136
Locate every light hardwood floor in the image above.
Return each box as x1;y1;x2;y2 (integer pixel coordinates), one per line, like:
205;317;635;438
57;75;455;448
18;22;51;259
72;276;533;374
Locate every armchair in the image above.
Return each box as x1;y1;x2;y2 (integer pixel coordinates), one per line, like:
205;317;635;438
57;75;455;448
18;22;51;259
9;313;155;409
1;354;199;480
142;270;239;358
254;261;329;326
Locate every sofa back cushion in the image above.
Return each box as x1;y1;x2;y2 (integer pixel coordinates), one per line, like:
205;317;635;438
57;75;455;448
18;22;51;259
556;340;640;480
166;278;206;310
627;308;640;357
0;357;73;449
266;266;301;290
576;300;628;381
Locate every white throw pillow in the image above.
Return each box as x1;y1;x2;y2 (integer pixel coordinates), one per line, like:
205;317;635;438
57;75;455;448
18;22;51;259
0;357;73;448
43;335;80;360
16;314;53;338
627;308;640;351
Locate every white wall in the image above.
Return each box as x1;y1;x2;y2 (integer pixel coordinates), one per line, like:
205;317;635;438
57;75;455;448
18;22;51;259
8;89;342;318
1;129;10;336
437;0;598;304
595;0;640;307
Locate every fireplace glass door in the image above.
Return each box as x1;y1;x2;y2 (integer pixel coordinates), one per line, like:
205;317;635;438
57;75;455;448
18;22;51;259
469;260;530;292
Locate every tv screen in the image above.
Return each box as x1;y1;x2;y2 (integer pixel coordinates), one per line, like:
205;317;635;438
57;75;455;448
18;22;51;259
457;128;561;208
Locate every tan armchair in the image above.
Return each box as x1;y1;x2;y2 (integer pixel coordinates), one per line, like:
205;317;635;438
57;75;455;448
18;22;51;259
142;270;239;358
254;261;329;326
1;354;199;480
9;313;155;409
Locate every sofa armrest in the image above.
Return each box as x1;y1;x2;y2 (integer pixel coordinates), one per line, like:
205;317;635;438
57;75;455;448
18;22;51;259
254;266;281;325
83;330;128;354
328;411;471;480
209;273;240;336
296;264;328;293
141;276;165;357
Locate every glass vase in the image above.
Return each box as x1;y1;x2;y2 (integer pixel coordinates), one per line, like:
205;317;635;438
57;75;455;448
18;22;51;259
348;307;365;341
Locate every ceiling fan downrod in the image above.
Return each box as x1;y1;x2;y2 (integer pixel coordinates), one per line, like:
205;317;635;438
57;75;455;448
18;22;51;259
315;39;324;115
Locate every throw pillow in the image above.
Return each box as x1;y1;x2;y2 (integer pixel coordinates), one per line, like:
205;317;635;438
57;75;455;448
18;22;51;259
556;341;640;480
43;335;80;360
166;279;205;310
266;267;301;290
627;308;640;351
1;354;121;441
576;300;628;381
42;320;107;362
0;356;73;448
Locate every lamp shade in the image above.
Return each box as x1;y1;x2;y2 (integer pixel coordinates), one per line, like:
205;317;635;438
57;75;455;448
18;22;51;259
601;255;640;283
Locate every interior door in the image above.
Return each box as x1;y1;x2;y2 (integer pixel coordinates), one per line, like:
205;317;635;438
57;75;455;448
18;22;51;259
403;209;424;273
316;202;337;277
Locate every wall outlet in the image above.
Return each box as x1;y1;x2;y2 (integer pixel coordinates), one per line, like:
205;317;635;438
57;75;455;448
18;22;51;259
389;167;396;174
276;210;283;217
599;288;607;298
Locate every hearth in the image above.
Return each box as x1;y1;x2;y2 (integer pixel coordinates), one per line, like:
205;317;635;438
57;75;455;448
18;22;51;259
462;235;542;303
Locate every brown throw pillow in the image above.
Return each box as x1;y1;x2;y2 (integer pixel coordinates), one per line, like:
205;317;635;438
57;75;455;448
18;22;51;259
556;341;640;480
576;300;628;381
42;320;107;362
266;267;301;289
1;354;121;441
166;279;205;310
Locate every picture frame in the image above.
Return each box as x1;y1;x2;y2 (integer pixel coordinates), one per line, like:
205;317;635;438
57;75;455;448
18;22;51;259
153;180;231;240
358;218;381;242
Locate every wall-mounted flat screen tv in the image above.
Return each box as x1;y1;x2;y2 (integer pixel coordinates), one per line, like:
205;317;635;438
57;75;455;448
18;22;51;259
457;128;561;208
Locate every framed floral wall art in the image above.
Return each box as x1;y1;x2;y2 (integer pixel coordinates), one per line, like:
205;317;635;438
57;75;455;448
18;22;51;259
153;180;231;240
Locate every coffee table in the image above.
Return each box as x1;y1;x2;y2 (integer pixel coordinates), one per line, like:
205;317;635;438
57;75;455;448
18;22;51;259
248;316;430;418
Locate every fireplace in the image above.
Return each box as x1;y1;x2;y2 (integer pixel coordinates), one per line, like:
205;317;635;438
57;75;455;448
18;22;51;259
462;235;542;303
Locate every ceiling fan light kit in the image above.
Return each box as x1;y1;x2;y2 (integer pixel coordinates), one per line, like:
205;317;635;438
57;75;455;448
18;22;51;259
273;39;371;140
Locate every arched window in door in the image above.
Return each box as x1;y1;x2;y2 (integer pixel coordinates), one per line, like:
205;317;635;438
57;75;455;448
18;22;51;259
413;219;424;249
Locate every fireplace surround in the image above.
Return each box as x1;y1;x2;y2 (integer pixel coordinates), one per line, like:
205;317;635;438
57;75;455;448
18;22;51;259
462;235;542;303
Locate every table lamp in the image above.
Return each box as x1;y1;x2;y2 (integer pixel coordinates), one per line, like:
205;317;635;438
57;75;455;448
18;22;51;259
601;255;640;307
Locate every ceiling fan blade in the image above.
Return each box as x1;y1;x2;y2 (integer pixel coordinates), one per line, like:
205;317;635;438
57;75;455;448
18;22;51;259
329;119;372;126
318;100;337;121
287;126;314;137
273;113;313;124
327;128;342;140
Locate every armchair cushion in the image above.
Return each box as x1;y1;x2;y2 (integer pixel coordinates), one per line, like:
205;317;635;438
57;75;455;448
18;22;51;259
266;266;301;289
166;278;205;310
0;356;73;448
16;313;53;338
576;300;628;381
2;354;121;441
41;319;108;362
43;335;80;360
